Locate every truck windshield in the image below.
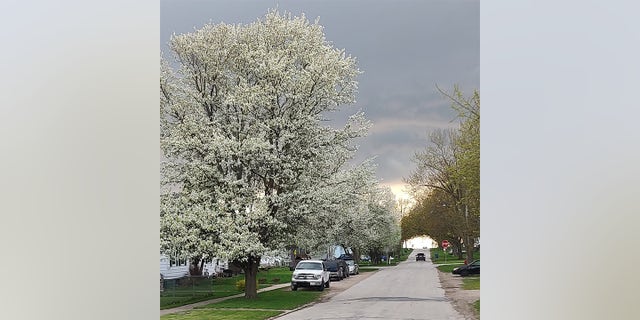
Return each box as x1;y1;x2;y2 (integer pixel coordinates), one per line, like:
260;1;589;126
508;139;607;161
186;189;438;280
297;262;322;270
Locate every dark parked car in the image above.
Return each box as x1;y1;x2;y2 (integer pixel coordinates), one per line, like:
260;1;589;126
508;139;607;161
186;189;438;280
452;259;480;276
324;259;349;280
416;253;426;261
338;254;359;275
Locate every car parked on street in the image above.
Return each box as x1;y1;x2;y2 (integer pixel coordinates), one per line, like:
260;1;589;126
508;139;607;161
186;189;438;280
324;259;349;280
291;260;330;291
416;253;426;261
452;259;480;276
337;254;359;275
345;258;359;275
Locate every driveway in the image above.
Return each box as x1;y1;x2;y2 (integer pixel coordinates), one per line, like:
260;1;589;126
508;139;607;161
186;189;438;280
275;250;466;320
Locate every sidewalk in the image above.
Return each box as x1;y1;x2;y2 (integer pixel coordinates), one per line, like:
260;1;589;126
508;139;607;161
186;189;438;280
160;282;291;316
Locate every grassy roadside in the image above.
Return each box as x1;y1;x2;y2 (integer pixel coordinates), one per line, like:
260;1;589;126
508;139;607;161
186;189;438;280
432;249;480;319
200;288;322;310
161;309;281;320
473;300;480;314
161;267;293;310
462;276;480;290
464;277;480;318
435;264;464;272
430;248;480;265
161;288;322;320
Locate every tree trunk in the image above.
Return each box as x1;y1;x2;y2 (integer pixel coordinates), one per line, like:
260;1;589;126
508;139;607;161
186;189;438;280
450;237;463;260
465;235;474;263
352;247;360;263
189;256;203;276
243;256;260;299
454;245;463;260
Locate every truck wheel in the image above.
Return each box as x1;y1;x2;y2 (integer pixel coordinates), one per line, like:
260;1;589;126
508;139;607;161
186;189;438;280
318;283;325;291
291;284;298;291
325;279;330;288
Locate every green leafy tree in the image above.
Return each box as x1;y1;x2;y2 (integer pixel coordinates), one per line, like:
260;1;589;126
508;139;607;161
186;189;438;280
406;86;479;263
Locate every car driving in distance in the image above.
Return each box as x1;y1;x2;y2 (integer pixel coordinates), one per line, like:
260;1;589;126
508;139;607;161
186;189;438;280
416;253;426;261
452;259;480;276
291;260;330;291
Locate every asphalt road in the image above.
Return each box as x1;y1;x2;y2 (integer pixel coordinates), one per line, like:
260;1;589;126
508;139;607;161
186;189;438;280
275;250;466;320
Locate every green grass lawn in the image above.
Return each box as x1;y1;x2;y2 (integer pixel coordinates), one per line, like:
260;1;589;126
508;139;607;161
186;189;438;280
435;264;464;273
199;287;322;310
432;248;479;277
161;267;293;310
357;267;379;273
161;276;230;310
161;309;281;320
397;248;412;262
473;300;480;314
462;276;480;290
430;248;480;265
162;287;323;320
257;267;292;284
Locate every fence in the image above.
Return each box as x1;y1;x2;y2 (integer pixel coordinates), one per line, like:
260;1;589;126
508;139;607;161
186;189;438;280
161;275;215;297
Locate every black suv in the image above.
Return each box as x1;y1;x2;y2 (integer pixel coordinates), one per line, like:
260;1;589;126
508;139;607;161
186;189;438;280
324;259;349;280
416;253;426;261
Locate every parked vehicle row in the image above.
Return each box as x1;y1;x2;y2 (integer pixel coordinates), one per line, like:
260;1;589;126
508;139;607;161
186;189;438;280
290;246;362;292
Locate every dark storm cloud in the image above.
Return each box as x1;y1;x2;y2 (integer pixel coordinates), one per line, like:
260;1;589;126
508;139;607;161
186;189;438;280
161;0;479;185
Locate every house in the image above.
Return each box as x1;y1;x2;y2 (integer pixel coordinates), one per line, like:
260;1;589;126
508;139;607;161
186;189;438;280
160;254;189;280
160;254;230;279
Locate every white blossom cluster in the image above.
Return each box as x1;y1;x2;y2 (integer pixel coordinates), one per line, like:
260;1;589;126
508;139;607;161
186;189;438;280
292;161;400;254
160;10;398;268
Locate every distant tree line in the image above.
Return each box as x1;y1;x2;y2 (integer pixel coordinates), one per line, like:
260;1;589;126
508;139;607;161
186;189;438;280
403;86;480;262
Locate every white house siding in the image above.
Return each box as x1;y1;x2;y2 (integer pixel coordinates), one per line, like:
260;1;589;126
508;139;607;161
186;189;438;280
203;258;228;276
160;254;189;280
160;254;232;279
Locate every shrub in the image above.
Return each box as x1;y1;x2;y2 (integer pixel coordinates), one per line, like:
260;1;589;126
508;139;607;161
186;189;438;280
271;278;280;283
258;278;268;284
235;279;245;291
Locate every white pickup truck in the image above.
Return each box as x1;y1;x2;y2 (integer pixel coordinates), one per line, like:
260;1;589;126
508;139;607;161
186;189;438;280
291;260;330;291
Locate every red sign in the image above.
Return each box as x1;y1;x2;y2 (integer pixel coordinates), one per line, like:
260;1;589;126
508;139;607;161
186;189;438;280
441;240;449;248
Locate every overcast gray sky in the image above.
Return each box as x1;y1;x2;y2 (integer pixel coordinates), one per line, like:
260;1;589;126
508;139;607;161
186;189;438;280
161;0;479;194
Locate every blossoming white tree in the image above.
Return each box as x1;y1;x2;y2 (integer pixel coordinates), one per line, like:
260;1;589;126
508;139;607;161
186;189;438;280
160;10;369;298
293;161;400;260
